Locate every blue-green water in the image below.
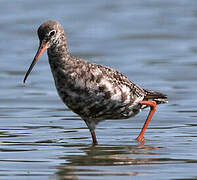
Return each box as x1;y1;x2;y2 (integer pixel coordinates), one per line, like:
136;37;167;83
1;0;197;179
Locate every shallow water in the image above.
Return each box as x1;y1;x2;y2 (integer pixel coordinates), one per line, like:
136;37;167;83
1;0;197;179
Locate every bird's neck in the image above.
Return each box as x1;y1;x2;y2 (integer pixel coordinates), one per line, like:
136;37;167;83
47;34;70;64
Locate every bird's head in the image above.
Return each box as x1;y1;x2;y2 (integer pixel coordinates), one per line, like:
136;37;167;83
23;20;63;83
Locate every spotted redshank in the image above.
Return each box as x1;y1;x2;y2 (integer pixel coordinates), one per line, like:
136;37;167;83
23;20;167;145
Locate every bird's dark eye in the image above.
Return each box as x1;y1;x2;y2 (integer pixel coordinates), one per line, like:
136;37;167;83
49;30;56;37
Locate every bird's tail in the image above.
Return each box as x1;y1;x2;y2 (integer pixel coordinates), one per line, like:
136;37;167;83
143;89;168;104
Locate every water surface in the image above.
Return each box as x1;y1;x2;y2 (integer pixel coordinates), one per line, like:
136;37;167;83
1;0;197;179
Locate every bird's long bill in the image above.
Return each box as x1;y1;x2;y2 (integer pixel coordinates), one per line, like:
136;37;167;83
23;41;48;83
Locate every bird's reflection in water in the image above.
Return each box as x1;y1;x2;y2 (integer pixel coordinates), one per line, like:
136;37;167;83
56;143;162;179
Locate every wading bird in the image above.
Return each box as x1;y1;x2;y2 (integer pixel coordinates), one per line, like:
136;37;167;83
24;20;167;145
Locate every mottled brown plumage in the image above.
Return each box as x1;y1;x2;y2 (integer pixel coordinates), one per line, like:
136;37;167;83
24;20;168;145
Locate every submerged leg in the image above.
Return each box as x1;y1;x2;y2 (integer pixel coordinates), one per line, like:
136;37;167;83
136;101;157;142
84;120;98;145
90;130;98;145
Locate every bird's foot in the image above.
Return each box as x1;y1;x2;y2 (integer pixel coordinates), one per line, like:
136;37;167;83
92;141;98;146
136;135;145;142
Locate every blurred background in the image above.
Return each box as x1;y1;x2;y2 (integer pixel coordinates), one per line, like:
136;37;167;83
1;0;197;179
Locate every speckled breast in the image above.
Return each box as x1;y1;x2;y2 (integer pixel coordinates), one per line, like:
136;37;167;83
51;66;143;121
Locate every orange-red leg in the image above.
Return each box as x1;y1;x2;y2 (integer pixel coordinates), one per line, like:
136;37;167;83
91;130;98;145
136;101;157;142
